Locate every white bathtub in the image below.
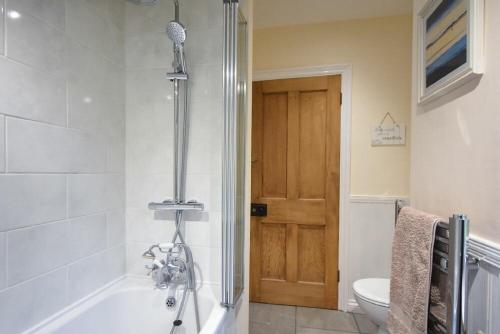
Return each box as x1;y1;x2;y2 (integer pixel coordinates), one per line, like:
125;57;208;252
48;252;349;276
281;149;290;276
24;277;227;334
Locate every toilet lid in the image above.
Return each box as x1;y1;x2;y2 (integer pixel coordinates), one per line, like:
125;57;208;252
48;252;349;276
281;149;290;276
353;278;390;307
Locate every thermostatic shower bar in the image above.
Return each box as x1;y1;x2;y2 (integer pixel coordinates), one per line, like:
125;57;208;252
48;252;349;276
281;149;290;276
148;200;204;211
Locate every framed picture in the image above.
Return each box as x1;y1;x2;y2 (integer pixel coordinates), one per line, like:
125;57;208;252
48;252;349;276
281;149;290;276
418;0;484;104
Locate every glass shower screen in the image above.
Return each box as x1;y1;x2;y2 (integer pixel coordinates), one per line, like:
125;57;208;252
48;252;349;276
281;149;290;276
222;0;248;308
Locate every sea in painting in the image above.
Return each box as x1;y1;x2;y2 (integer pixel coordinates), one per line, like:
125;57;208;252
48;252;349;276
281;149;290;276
425;0;467;88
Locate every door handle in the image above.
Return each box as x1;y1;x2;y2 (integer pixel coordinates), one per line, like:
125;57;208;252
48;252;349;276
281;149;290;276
251;203;267;217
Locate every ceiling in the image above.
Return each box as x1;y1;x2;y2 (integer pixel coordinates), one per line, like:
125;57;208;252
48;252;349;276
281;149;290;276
254;0;413;29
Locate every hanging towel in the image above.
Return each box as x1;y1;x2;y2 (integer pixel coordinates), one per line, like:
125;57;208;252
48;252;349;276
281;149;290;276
387;207;444;334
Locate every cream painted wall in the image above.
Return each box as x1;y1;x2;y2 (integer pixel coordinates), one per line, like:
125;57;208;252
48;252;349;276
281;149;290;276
411;0;500;242
254;15;412;196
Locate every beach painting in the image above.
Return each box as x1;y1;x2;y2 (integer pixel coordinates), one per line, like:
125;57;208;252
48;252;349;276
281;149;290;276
418;0;484;104
425;0;467;88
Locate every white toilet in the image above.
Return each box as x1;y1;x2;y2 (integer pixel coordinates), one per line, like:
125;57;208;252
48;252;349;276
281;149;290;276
353;278;390;334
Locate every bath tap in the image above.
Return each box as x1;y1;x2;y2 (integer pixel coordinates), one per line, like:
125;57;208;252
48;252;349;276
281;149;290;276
144;243;190;289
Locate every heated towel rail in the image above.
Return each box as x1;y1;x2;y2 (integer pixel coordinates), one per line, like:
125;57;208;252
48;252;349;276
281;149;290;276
394;201;479;334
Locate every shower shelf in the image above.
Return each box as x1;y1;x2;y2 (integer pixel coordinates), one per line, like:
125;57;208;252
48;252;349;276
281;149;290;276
148;200;204;211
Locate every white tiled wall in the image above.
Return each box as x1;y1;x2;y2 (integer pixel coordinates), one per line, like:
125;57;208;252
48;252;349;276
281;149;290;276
0;1;126;333
125;0;224;288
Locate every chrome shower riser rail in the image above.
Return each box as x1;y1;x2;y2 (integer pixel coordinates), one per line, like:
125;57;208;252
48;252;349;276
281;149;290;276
144;1;201;332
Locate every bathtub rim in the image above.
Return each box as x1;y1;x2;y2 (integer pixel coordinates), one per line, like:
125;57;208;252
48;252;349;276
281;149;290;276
22;275;227;334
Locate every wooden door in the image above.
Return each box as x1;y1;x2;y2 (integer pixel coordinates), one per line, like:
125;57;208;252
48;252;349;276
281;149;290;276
250;75;341;309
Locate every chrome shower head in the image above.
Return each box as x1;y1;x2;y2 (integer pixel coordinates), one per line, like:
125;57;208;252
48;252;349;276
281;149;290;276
166;21;186;46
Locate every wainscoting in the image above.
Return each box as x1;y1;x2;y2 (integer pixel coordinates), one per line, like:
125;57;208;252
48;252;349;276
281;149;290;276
467;236;500;333
345;195;406;312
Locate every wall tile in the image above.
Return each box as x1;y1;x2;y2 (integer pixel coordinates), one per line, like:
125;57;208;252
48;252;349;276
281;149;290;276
0;268;67;334
68;174;124;217
6;7;67;76
126;241;151;276
107;210;126;247
68;88;123;136
188;64;223;101
67;174;107;217
126;174;173;209
68;244;126;303
185;213;221;249
125;0;172;36
67;41;121;103
182;0;223;30
125;32;172;69
191;245;221;284
126;104;173;176
66;0;123;64
6;118;106;173
0;0;4;55
0;116;4;172
126;68;174;107
0;175;66;232
105;244;126;281
7;0;66;30
107;134;126;173
67;214;107;262
67;251;108;303
0;58;66;126
126;208;176;244
185;27;223;66
7;221;68;285
0;233;5;290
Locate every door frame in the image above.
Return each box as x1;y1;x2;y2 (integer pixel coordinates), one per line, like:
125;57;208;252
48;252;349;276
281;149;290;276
252;64;352;311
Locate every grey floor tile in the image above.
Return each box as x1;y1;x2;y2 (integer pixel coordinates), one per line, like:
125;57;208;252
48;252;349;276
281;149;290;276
297;307;358;332
250;302;296;325
250;321;295;334
297;327;357;334
353;313;378;334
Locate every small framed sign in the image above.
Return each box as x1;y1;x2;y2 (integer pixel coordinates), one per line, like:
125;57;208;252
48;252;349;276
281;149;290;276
371;112;406;146
372;124;406;146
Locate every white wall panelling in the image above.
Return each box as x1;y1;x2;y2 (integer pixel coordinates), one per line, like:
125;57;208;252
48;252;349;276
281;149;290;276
467;237;500;333
0;1;126;333
346;195;404;312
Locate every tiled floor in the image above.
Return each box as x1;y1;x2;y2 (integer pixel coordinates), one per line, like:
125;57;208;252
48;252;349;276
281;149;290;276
250;303;378;334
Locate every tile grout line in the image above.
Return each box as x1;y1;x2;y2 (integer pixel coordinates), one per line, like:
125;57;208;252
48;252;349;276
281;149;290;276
352;313;362;333
295;306;297;334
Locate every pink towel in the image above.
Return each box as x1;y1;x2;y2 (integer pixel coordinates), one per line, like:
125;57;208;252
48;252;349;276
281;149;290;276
387;207;444;334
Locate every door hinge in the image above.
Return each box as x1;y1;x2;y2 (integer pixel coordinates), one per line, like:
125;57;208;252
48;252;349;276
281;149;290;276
338;270;340;282
340;92;343;105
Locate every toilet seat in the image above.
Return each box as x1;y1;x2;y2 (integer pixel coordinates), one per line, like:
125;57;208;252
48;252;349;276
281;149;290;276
353;278;390;307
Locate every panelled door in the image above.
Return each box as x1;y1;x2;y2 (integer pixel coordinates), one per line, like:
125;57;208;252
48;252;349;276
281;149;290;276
250;75;341;309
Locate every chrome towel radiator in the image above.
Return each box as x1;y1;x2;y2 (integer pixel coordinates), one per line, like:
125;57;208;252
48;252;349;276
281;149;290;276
394;201;479;334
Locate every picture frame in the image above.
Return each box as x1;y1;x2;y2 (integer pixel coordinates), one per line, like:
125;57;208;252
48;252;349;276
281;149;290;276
417;0;484;105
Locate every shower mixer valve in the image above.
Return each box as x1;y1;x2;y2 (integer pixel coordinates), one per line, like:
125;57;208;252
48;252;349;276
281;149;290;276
143;243;189;289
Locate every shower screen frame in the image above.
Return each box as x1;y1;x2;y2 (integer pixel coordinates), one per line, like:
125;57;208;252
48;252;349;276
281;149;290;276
222;0;248;308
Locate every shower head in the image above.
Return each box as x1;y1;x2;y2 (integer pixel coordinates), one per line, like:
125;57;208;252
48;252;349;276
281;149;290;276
167;20;187;73
166;21;186;46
